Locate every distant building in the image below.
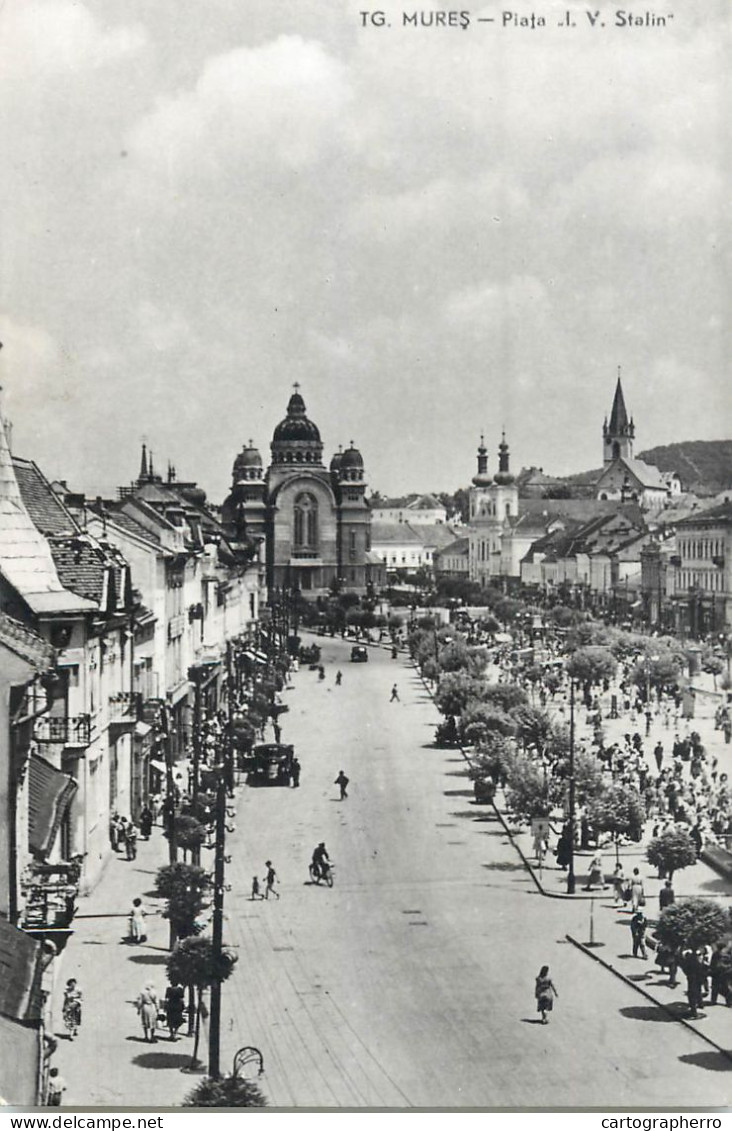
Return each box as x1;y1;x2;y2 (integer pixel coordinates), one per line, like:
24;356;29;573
434;536;470;581
222;387;374;597
668;498;731;633
594;377;682;509
371;494;448;526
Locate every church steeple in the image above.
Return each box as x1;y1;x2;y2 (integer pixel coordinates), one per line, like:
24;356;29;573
494;430;515;485
603;369;635;465
139;442;148;482
472;433;492;486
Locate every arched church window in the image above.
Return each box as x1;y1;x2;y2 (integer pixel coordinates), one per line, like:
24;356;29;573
612;441;620;460
294;493;318;549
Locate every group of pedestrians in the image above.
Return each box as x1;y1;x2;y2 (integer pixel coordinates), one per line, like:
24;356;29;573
134;982;186;1043
109;814;139;860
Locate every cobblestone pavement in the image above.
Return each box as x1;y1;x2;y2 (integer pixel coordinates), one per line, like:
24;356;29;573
50;637;732;1107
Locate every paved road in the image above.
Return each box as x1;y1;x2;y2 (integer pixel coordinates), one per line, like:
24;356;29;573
218;639;731;1108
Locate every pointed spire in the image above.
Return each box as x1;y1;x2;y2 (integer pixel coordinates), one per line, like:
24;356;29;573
148;451;154;480
608;373;629;433
498;430;510;474
139;442;148;481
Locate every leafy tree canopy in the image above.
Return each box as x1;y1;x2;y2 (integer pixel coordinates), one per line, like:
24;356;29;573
655;899;730;952
647;828;698;879
184;1076;268;1108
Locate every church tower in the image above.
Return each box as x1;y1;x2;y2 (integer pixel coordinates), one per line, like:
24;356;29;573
603;372;635;466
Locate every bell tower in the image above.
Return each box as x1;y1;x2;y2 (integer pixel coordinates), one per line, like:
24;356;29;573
603;370;635;466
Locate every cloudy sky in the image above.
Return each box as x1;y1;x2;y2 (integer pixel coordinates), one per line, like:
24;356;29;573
0;0;728;500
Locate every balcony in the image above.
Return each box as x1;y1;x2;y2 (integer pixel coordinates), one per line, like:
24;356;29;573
108;692;141;736
34;715;91;746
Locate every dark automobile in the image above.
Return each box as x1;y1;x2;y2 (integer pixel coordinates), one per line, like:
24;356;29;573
350;645;369;662
249;743;295;786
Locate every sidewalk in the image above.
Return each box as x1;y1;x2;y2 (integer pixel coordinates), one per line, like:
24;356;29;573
50;827;196;1107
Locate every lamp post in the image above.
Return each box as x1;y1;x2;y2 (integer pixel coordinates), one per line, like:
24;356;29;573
207;755;228;1080
566;677;576;895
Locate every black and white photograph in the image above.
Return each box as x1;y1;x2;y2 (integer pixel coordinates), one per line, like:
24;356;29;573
0;0;730;1113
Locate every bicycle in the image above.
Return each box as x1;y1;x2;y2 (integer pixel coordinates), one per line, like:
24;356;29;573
308;860;334;887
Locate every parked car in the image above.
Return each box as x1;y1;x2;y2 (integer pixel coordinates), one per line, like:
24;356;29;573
249;743;295;786
350;645;368;663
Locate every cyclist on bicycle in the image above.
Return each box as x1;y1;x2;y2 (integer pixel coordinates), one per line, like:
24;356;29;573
311;842;330;880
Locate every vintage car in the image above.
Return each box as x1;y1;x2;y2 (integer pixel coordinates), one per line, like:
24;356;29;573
299;643;321;666
350;645;369;663
249;743;295;786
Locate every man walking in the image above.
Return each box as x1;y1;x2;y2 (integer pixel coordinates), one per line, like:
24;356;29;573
264;860;280;900
335;770;349;800
390;684;400;702
630;910;648;959
291;757;301;788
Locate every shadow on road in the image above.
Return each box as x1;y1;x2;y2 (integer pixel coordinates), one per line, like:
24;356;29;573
127;953;169;965
443;789;473;798
678;1051;732;1072
619;1004;679;1023
481;861;525;872
131;1051;194;1070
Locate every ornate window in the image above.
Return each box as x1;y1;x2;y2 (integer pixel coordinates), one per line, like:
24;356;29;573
294;493;318;549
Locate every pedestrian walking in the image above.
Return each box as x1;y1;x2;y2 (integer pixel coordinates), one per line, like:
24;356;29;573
659;880;675;911
335;770;349;800
583;852;605;891
630;910;648;959
709;944;730;1006
124;821;138;860
129;897;147;944
534;965;558;1024
251;875;262;900
163;983;186;1040
62;978;82;1041
139;806;153;840
46;1068;66;1106
109;813;121;852
390;684;400;702
653;742;664;772
291;757;301;788
611;862;627;905
629;867;646;911
335;670;342;686
136;982;160;1042
264;860;279;899
681;950;706;1019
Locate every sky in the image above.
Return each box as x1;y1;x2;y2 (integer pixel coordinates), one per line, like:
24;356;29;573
0;0;729;501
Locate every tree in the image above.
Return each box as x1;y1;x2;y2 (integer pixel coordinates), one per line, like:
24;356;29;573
655;899;730;953
482;683;528;714
460;704;515;747
565;646;617;691
434;672;487;719
553;748;606;807
184;1076;268;1108
565;622;615;651
511;706;553;753
168;937;237;1067
630;648;683;695
174;815;208;862
646;828;698;881
503;752;556;823
155;862;211;944
473;732;513;785
585;783;645;862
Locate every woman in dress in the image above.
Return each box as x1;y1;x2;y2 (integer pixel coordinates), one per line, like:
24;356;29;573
535;965;558;1025
62;978;82;1040
136;983;159;1043
129;898;146;944
163;983;186;1041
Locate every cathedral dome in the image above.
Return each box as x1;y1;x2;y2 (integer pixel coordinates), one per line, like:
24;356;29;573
273;390;321;444
235;445;262;469
340;444;364;469
330;449;344;473
232;443;263;482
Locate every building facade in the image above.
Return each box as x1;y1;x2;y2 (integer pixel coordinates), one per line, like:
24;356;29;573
222;388;373;598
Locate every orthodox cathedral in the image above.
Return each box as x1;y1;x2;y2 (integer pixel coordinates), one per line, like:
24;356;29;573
222;387;376;597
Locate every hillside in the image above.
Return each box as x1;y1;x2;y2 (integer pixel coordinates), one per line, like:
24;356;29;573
636;440;732;495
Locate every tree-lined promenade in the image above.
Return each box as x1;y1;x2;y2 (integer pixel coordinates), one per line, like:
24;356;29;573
408;605;732;1012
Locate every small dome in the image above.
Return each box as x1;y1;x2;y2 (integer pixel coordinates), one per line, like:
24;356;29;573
330;450;344;473
234;445;262;470
472;471;493;487
340;444;363;469
178;485;207;506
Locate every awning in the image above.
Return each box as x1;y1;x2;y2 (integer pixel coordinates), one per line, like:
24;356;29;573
150;759;167;776
0;919;44;1023
28;754;77;858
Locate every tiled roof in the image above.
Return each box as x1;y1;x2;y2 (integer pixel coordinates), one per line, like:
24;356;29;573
371;522;424;545
413;523;461;550
435;536;469;557
49;537;105;603
103;507;162;547
0;612;54;670
676;499;732;528
12;458;78;536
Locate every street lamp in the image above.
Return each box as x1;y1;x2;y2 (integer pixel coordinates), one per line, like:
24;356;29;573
566;677;576;896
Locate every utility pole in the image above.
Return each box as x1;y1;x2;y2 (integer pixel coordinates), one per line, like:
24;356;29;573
208;767;227;1080
161;705;178;865
566;678;576;895
191;673;202;866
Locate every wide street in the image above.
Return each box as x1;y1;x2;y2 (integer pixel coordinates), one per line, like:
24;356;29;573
215;637;730;1108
